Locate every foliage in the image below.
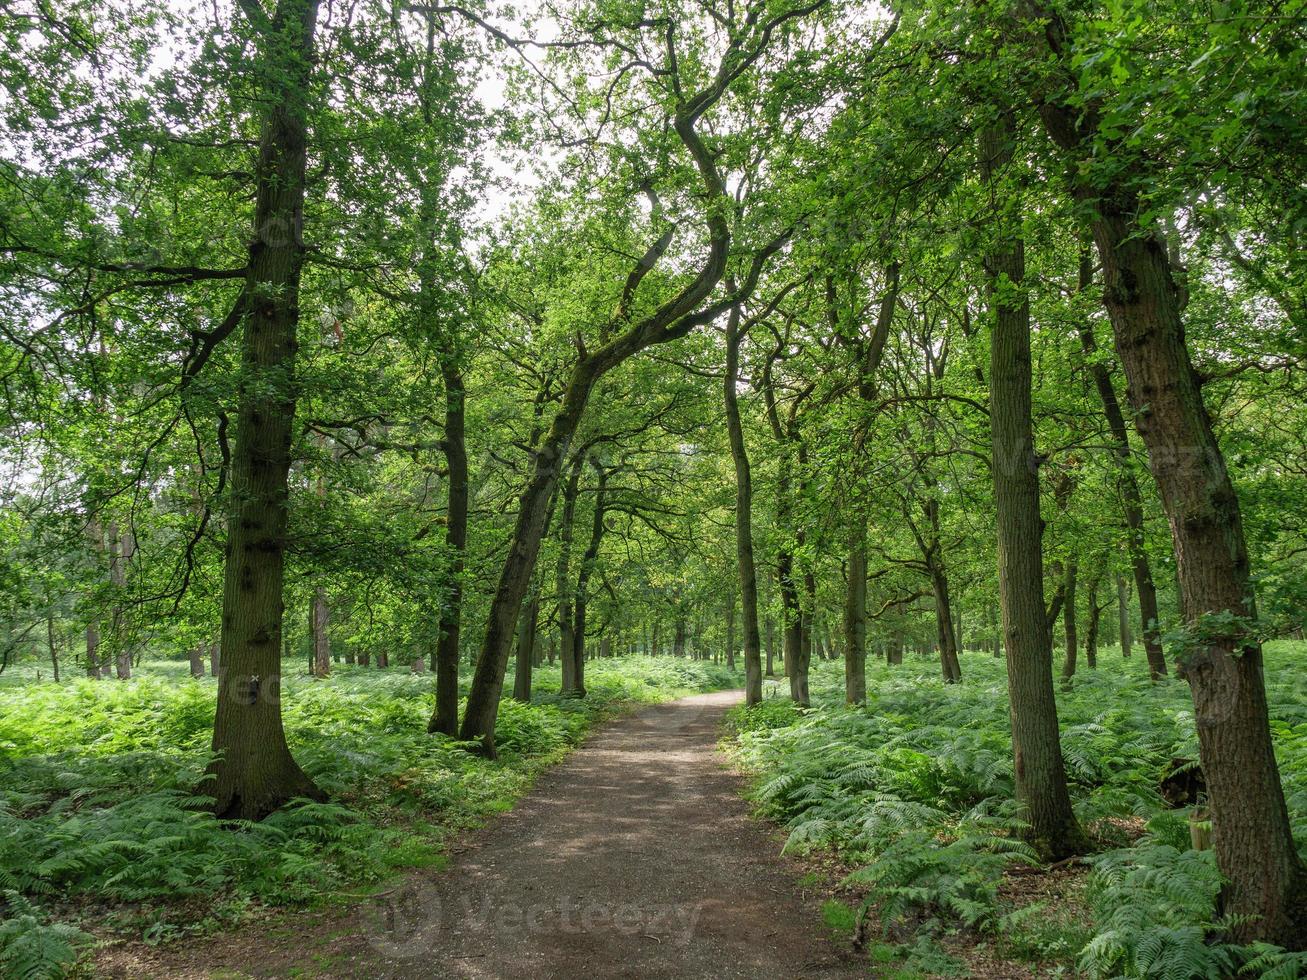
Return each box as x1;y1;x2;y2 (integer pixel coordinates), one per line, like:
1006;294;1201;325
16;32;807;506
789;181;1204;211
0;657;739;962
727;641;1307;977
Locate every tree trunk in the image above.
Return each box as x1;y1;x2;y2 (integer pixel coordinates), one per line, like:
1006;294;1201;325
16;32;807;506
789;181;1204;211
556;459;583;696
1084;572;1102;670
1116;573;1132;657
1061;561;1079;682
725;597;736;670
723;302;763;704
205;0;325;820
1075;268;1167;678
1093;202;1307;944
512;593;538;703
47;614;59;682
428;359;467;735
764;610;776;677
311;587;330;679
931;560;962;684
843;527;867;705
189;644;205;678
108;524;131;680
981;116;1086;860
673;619;686;658
568;461;608;699
1032;60;1307;937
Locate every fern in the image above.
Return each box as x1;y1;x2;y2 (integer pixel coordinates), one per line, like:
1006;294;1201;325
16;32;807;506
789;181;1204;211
0;892;92;980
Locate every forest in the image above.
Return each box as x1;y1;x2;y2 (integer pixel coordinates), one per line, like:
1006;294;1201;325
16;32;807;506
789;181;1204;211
0;0;1304;977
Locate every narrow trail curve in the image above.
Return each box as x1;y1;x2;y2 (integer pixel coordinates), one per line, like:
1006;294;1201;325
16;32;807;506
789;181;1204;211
365;689;866;979
108;690;868;978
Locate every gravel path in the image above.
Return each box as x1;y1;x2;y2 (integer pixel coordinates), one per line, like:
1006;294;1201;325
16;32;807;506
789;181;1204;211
104;690;867;978
364;689;865;979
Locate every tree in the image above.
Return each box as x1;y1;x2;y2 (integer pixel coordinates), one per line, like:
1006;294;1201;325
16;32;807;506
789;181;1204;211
980;112;1086;860
206;0;326;819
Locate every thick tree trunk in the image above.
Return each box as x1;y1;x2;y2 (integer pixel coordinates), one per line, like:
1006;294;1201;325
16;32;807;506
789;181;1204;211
1094;203;1307;944
1032;56;1307;936
673;620;686;658
981;117;1085;860
723;303;764;704
843;528;867;705
205;0;324;820
189;644;206;678
428;360;467;735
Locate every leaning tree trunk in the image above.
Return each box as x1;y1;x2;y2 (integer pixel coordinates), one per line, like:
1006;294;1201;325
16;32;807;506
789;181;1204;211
1033;58;1307;937
723;302;764;704
457;86;744;755
428;359;467;735
206;0;325;820
981;116;1086;861
1090;200;1306;944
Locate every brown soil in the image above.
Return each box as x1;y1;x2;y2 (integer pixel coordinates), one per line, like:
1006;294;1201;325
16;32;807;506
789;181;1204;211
97;691;869;978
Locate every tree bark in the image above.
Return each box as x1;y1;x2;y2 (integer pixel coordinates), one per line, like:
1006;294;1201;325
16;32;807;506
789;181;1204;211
843;527;867;705
512;593;538;703
205;0;324;820
568;460;608;699
108;524;131;680
46;614;59;682
981;115;1086;860
1116;573;1132;657
1060;560;1079;682
1084;571;1102;669
723;302;764;704
428;359;467;735
725;597;736;670
1075;266;1167;678
311;587;330;679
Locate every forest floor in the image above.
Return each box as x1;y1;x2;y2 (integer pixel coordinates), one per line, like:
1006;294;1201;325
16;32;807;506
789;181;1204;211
96;691;874;979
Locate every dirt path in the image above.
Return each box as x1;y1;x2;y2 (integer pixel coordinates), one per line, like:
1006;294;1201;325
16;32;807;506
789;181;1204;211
104;691;867;978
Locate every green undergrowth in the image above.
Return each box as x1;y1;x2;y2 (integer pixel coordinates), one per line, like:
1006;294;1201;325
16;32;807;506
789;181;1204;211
725;642;1307;979
0;656;740;974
